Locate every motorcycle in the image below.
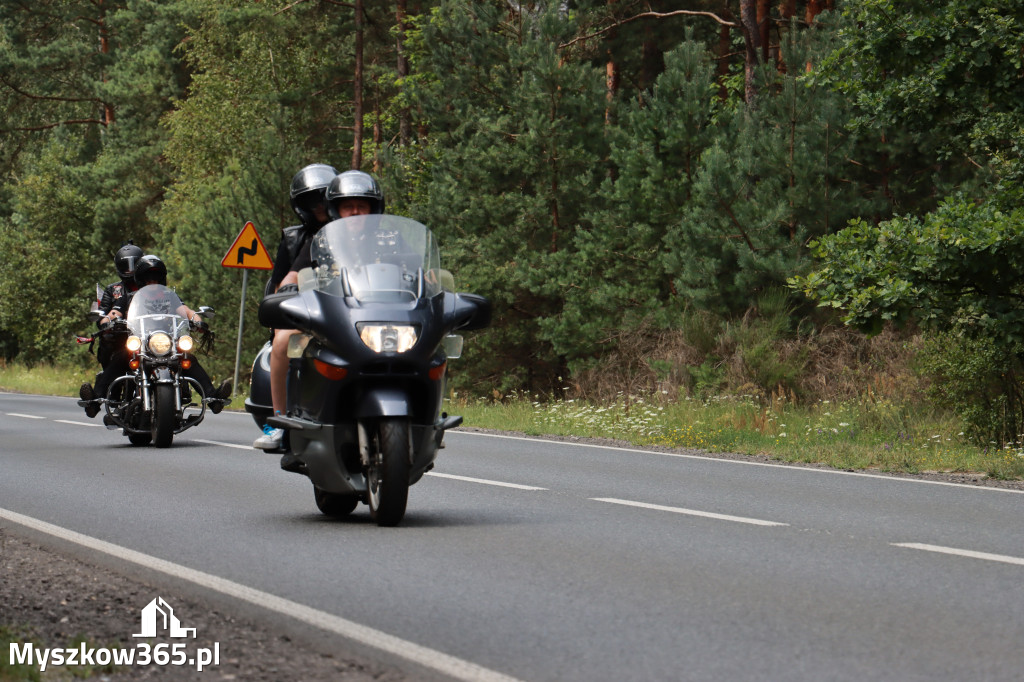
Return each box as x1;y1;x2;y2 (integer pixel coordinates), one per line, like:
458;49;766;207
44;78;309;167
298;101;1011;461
78;284;217;448
249;214;490;526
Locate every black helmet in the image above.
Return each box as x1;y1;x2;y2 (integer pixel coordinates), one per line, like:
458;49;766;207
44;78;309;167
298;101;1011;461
325;170;385;219
290;163;338;227
134;255;167;287
114;242;144;280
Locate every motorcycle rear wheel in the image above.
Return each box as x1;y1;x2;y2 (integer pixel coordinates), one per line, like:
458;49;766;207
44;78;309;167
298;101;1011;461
313;486;359;518
153;384;176;448
366;418;410;527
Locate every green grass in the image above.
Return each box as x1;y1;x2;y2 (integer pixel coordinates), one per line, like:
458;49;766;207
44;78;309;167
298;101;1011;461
0;362;250;409
3;362;1021;479
454;391;1024;480
0;363;95;398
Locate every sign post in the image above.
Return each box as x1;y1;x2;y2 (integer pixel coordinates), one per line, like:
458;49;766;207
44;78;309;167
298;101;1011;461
221;222;273;400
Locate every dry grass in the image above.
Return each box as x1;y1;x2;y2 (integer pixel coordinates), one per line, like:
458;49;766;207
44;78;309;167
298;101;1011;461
570;321;926;407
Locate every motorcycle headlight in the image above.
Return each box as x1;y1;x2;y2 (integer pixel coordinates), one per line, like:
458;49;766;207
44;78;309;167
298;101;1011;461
148;332;173;356
126;336;142;352
357;323;418;353
177;335;194;353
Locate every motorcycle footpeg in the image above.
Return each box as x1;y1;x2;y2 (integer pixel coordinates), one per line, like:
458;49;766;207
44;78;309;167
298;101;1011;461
437;414;464;431
267;414;322;431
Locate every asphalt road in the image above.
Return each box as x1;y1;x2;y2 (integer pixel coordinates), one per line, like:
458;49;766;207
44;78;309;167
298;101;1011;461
2;392;1023;681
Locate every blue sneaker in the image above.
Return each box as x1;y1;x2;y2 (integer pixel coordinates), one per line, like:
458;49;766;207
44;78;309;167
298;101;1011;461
253;424;284;450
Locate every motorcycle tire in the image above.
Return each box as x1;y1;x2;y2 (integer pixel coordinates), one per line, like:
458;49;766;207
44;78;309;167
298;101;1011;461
153;384;176;448
313;486;359;518
366;418;410;527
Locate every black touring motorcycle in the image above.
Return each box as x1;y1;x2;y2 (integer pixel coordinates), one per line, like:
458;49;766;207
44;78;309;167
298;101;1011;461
247;215;490;526
78;285;217;448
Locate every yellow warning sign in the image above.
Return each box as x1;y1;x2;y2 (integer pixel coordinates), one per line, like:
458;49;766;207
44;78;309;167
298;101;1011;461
222;221;273;270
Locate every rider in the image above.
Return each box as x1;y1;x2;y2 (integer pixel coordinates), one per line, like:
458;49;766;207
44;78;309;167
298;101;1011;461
266;163;339;296
253;170;385;465
80;242;144;417
99;242;144;327
79;255;232;416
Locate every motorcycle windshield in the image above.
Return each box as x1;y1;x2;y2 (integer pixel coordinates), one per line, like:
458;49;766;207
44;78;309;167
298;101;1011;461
126;284;187;337
310;215;443;302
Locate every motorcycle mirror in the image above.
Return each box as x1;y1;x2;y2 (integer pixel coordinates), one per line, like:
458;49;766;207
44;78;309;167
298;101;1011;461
448;292;492;332
86;310;103;323
197;306;215;318
259;290;309;329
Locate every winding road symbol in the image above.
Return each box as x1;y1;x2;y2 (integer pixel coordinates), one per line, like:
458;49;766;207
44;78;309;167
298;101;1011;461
221;222;273;270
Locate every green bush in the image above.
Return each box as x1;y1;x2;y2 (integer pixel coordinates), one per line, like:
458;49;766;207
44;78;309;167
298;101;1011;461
917;332;1024;448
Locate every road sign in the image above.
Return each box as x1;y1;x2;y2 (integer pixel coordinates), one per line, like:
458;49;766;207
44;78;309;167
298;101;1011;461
221;221;273;270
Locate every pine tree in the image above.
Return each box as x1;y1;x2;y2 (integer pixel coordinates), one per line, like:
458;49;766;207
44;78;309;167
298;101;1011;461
394;1;609;391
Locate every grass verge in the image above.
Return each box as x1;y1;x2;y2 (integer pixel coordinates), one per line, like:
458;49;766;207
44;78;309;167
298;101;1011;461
454;392;1024;480
3;362;1021;480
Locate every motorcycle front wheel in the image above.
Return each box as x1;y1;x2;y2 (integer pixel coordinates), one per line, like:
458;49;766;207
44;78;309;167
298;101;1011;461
366;418;410;527
153;384;176;448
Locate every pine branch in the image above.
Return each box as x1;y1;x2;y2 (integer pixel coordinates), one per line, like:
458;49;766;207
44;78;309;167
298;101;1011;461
0;75;105;106
276;0;354;12
559;10;737;50
4;119;106;132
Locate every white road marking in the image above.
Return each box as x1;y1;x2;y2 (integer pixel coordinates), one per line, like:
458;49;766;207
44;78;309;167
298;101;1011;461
451;431;1024;494
193;438;257;451
892;542;1024;567
6;413;45;419
426;472;547;490
592;497;789;527
0;507;525;682
53;419;101;427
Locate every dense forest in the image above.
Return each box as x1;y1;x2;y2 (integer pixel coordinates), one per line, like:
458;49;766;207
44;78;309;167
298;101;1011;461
1;1;1023;439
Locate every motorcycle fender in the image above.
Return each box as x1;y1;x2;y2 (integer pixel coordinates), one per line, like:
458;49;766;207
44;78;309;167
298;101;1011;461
356;387;410;419
153;367;175;384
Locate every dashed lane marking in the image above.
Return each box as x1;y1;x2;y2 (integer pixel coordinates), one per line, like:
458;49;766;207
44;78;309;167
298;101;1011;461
425;472;547;490
892;542;1024;567
193;439;257;451
592;497;789;527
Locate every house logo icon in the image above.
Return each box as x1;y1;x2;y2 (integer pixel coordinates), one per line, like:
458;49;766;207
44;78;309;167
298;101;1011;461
132;597;197;639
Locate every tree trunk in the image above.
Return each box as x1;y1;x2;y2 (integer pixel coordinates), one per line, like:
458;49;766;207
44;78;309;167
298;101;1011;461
604;0;618;126
395;0;411;146
757;0;770;64
351;0;365;169
805;0;823;25
98;0;115;125
740;0;762;105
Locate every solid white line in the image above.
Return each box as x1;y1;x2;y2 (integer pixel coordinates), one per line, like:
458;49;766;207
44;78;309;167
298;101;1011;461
6;413;45;419
592;497;789;527
892;542;1024;567
0;507;524;682
426;472;547;491
451;431;1024;495
193;439;257;451
53;419;101;427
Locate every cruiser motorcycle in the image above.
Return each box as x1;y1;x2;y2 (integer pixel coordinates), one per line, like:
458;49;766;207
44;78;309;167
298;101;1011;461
250;214;490;526
79;284;216;448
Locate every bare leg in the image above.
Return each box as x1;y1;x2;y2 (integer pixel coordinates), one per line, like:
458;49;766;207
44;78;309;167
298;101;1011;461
270;328;296;414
